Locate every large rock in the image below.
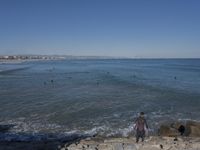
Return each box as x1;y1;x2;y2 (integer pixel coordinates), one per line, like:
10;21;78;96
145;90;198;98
159;120;200;137
185;121;200;137
158;125;179;137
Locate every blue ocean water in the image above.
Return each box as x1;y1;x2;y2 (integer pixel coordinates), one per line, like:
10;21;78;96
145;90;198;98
0;59;200;140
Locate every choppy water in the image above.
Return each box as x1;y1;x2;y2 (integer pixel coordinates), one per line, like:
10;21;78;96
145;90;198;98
0;59;200;140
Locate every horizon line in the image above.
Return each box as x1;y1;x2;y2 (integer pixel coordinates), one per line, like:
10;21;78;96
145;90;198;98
0;54;199;59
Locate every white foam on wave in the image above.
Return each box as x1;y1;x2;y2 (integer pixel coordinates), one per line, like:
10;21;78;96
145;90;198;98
113;113;121;118
0;119;63;133
84;125;110;136
64;130;80;135
177;118;200;122
106;124;134;137
2;113;199;141
0;117;157;139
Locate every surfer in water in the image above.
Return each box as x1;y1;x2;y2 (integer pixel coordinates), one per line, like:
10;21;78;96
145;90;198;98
134;112;148;143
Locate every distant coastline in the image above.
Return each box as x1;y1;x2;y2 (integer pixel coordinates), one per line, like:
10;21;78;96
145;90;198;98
0;55;199;62
0;55;66;63
0;55;70;65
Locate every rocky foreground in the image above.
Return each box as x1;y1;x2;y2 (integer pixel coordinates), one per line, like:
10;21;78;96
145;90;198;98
61;120;200;150
61;136;200;150
1;120;200;150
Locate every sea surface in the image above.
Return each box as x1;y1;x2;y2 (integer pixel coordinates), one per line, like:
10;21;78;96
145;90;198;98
0;59;200;141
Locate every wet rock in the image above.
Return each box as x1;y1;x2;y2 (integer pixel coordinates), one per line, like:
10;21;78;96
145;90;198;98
185;121;200;137
158;125;179;137
171;122;185;134
189;126;200;137
159;120;200;137
171;122;182;129
0;124;15;132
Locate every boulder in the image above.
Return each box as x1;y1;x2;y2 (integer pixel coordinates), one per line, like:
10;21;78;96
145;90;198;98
185;121;200;137
170;122;182;130
158;125;179;137
159;120;200;137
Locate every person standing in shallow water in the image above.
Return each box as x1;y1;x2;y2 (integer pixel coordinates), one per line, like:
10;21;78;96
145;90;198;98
134;112;148;143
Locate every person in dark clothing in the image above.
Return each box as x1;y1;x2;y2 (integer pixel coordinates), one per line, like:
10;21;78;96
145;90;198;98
178;125;185;136
134;112;148;143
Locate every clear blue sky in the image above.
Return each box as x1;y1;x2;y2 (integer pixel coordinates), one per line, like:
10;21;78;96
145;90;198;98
0;0;200;58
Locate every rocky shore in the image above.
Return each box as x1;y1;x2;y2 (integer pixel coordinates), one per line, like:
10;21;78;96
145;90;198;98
61;120;200;150
0;120;200;150
63;136;200;150
1;136;199;150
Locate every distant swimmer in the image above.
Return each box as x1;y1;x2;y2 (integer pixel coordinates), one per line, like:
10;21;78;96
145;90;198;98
51;80;54;83
43;81;47;85
174;76;177;80
134;112;148;143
